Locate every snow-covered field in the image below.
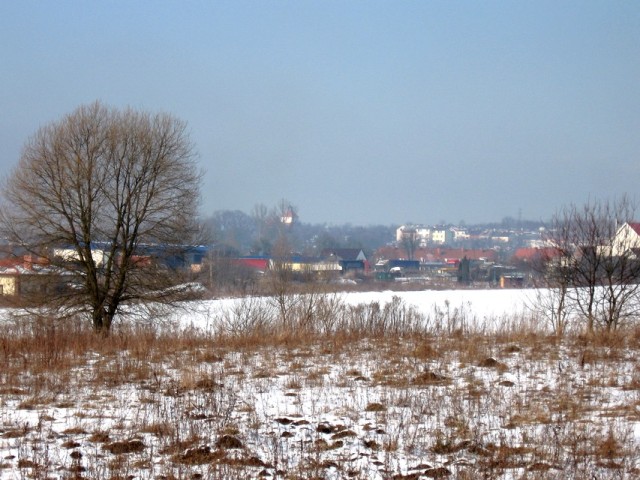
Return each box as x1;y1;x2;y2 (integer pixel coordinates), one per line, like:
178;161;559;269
1;288;639;479
171;287;538;333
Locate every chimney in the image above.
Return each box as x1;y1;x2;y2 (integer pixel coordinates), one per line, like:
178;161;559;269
23;254;34;270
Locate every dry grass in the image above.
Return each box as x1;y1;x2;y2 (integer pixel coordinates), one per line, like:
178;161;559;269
0;302;639;479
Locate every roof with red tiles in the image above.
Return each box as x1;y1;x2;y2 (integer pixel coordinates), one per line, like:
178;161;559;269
625;222;640;236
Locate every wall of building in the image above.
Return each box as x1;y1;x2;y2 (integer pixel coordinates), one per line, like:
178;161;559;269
0;276;17;296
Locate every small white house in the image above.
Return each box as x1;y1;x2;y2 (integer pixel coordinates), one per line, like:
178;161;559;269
611;222;640;257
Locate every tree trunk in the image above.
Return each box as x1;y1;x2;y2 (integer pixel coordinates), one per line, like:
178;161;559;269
92;308;113;334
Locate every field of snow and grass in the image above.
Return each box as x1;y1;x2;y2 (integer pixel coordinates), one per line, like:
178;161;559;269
1;287;639;479
165;288;538;339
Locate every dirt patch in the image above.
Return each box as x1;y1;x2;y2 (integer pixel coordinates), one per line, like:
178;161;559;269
216;435;244;449
172;446;223;465
365;402;387;412
412;370;450;385
104;439;145;455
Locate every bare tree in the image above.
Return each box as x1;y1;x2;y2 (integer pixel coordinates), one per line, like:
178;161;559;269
0;102;202;332
531;247;573;336
399;226;419;261
266;234;296;327
540;196;640;333
250;202;271;254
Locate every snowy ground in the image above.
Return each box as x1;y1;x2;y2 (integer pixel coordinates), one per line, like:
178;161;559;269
1;288;639;479
172;288;538;334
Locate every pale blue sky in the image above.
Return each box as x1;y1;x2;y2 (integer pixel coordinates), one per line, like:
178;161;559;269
1;1;638;225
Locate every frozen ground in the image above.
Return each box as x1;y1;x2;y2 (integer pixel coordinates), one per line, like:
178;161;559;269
1;288;639;479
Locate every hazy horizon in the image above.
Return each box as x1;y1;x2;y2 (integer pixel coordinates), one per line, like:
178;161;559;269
207;205;548;228
2;2;638;225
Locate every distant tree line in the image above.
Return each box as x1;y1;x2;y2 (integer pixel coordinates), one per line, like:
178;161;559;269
203;204;396;259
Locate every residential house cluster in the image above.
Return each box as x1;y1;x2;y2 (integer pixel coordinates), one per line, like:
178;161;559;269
373;244;503;284
8;221;639;297
0;243;208;300
230;248;369;277
383;223;550;286
395;224;528;248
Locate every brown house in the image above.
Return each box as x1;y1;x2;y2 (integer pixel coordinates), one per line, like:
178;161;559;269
0;256;70;299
